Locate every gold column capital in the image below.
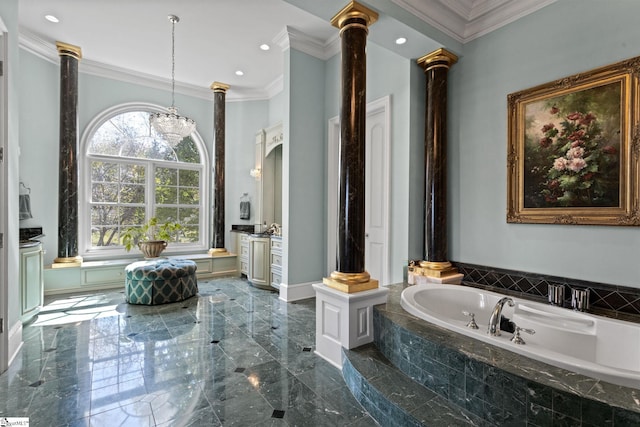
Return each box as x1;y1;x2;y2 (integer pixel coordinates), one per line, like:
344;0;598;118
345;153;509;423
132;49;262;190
56;41;82;60
210;82;230;93
331;1;379;29
417;48;458;70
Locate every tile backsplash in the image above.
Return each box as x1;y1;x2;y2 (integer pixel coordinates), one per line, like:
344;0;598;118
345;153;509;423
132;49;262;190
453;261;640;322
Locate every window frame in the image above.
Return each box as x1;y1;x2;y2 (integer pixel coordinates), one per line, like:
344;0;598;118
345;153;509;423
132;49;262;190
79;102;210;260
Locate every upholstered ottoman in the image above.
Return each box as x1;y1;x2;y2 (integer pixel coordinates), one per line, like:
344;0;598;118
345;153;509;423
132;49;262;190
125;258;198;305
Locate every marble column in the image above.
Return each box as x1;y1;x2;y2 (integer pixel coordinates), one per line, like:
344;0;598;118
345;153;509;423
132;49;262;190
209;82;230;256
323;1;379;293
415;48;461;283
54;42;82;266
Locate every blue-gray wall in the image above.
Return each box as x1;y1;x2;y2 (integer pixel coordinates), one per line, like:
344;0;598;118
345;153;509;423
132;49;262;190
449;0;640;287
283;47;326;286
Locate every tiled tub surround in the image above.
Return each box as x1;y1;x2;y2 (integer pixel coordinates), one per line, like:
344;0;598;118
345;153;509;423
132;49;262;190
453;262;640;322
369;284;640;426
0;278;376;426
401;283;640;389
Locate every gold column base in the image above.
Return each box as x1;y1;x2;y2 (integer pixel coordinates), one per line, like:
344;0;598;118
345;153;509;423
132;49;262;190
208;248;229;256
52;256;83;268
414;261;458;278
323;270;379;293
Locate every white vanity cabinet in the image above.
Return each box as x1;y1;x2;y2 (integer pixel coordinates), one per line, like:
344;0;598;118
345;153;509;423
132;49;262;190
248;234;270;289
270;236;282;289
235;232;250;276
20;242;44;323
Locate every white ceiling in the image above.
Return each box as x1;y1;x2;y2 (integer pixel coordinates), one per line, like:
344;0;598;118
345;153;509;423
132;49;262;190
17;0;554;101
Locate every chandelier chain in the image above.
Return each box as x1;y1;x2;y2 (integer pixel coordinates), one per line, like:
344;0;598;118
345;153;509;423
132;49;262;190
171;16;176;108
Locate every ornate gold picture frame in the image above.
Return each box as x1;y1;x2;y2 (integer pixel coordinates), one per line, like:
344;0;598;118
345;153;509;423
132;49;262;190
507;57;640;225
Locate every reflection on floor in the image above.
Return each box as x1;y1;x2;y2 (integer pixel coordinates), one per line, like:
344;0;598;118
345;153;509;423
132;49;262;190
0;277;377;426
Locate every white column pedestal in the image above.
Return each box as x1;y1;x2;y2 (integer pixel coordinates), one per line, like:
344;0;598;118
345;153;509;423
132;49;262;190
313;283;389;368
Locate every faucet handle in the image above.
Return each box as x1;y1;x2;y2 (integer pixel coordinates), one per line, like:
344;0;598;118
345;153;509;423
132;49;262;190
510;325;535;345
462;311;479;329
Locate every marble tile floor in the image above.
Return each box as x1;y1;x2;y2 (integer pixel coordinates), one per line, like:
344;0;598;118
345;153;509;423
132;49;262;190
0;277;378;426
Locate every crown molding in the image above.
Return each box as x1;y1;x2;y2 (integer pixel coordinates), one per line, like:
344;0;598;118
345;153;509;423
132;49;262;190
391;0;557;43
19;29;275;102
274;26;339;60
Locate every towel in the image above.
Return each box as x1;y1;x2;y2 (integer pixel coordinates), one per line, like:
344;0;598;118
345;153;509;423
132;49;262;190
19;194;32;220
240;200;250;220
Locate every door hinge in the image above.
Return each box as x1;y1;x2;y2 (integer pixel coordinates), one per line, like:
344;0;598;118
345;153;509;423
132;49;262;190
0;318;3;333
0;147;3;162
0;233;3;249
0;60;3;77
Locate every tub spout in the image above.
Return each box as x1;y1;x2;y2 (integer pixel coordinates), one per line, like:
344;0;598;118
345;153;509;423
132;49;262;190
488;297;515;336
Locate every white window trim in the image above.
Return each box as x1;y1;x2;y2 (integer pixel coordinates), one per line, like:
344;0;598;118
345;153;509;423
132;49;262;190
79;102;210;260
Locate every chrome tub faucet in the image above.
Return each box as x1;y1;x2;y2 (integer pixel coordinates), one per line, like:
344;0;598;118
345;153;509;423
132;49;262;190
488;297;515;336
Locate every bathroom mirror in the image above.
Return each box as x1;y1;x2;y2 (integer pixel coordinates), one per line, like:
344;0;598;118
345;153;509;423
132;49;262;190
254;122;283;231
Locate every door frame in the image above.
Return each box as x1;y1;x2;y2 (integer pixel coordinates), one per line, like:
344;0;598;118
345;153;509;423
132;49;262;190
327;95;390;285
0;17;8;372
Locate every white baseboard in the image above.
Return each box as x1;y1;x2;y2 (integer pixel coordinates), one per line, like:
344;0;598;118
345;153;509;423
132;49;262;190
278;280;316;302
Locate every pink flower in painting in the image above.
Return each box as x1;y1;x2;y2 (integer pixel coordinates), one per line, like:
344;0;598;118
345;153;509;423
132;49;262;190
553;157;568;171
568;130;585;141
566;112;583;121
567;158;587;172
566;146;585;159
541;123;556;133
539;137;552;148
579;113;596;126
550;106;559;114
603;145;617;155
571;140;584;148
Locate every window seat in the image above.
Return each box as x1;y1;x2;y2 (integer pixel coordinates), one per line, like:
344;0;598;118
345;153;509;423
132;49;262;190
43;253;238;295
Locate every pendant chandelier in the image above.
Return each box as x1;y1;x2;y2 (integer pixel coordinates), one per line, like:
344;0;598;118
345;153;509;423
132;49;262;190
150;15;196;146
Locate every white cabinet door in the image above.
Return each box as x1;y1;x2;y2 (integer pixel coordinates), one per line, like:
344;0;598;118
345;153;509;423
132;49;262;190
248;236;270;287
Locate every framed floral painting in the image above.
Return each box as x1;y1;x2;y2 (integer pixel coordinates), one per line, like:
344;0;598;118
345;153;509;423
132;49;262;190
507;56;640;225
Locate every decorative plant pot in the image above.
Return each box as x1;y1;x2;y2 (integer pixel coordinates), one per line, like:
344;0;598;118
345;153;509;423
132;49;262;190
138;240;168;258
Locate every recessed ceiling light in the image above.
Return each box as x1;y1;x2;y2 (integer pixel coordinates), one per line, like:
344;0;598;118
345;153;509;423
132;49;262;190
395;37;407;45
45;15;59;23
260;44;270;51
235;70;244;76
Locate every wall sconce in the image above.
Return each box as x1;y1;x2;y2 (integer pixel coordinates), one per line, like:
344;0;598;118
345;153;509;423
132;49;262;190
250;167;261;180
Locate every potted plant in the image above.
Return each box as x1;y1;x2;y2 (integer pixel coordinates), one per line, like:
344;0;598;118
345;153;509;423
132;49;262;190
121;217;182;258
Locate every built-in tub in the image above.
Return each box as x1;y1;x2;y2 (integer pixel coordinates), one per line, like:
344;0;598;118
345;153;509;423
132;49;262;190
401;283;640;389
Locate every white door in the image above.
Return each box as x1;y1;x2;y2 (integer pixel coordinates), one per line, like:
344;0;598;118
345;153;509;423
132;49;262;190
327;96;390;285
364;103;389;284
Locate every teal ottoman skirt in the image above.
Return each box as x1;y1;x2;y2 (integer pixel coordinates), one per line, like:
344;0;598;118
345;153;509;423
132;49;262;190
125;258;198;305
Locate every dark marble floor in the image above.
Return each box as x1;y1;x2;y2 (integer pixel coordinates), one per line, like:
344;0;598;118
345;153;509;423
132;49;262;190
0;277;378;426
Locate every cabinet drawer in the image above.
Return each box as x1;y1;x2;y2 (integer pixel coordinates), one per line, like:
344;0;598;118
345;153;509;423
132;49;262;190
270;253;282;267
240;244;249;257
271;271;281;287
270;238;282;250
240;234;250;243
240;260;248;275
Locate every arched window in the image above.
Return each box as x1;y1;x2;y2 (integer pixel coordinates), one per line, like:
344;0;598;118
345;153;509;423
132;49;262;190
80;104;209;258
